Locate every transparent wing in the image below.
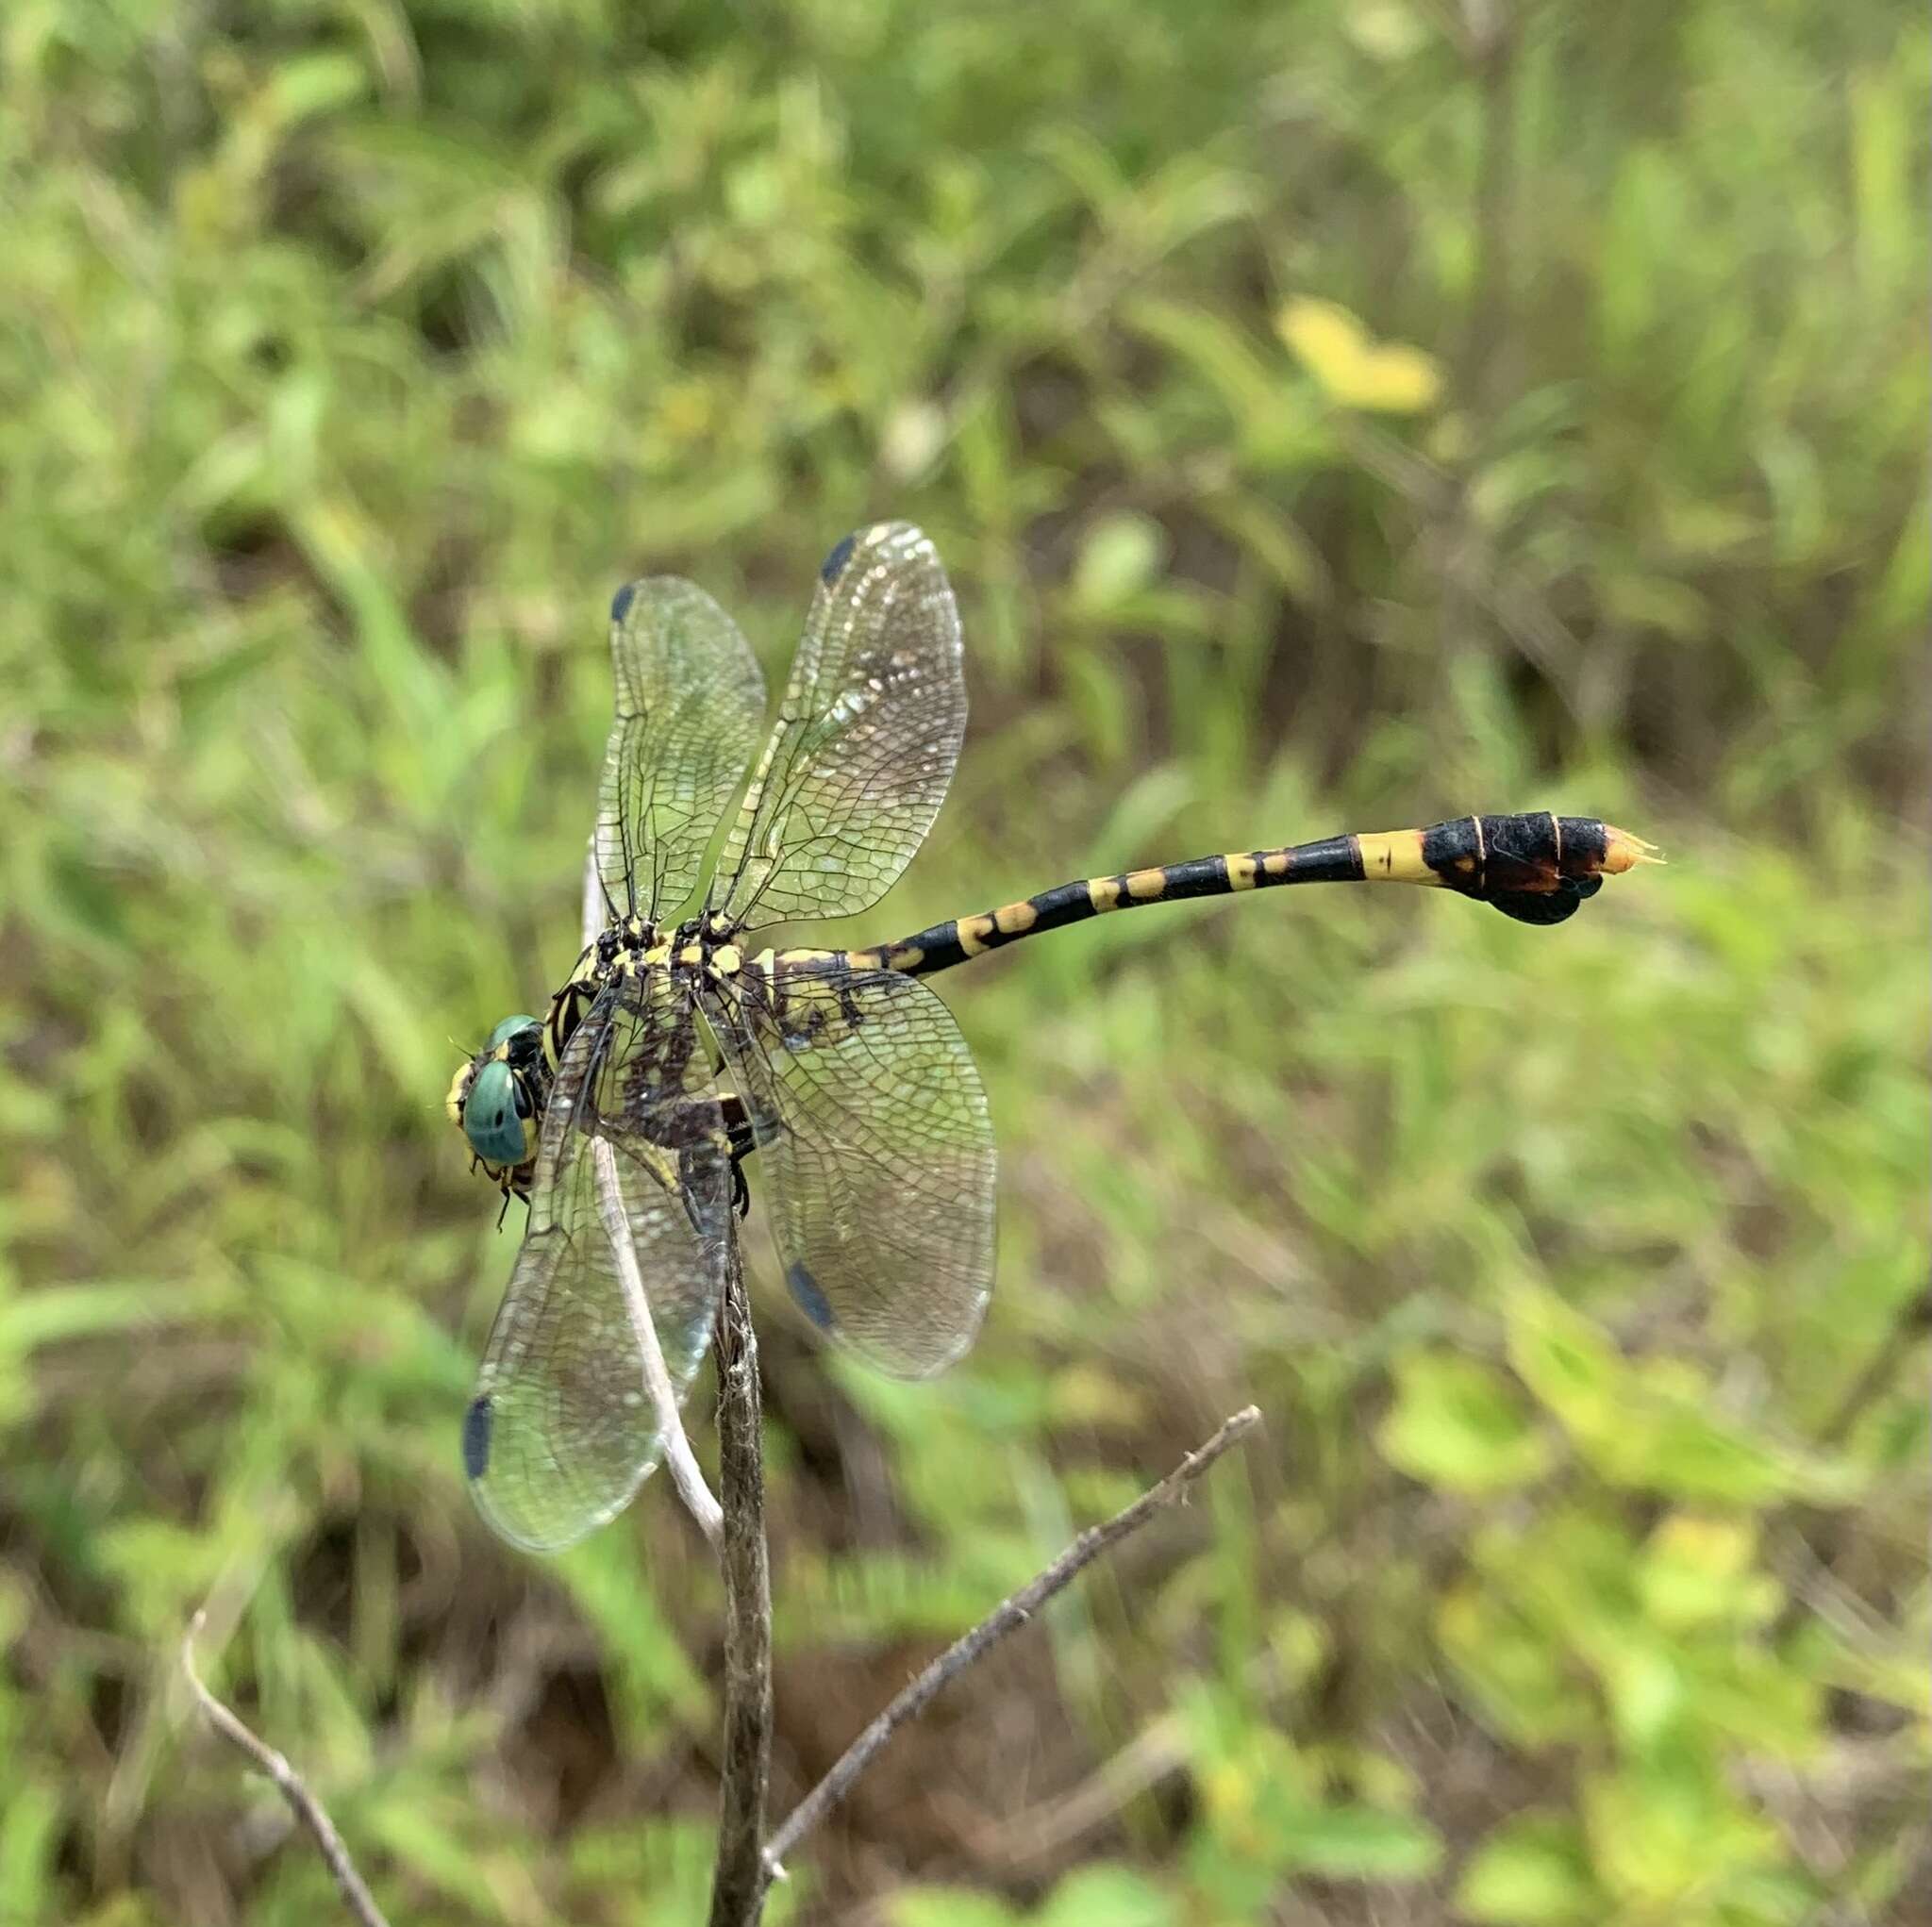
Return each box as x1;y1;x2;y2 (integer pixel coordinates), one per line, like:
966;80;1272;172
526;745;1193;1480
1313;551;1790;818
464;970;733;1551
708;523;966;930
705;962;994;1376
596;577;768;923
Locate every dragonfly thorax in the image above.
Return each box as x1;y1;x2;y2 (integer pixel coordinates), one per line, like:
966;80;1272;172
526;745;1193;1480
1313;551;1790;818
594;914;658;969
655;916;748;982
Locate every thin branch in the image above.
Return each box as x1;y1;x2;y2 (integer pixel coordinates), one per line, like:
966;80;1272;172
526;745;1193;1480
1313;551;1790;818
592;1135;724;1545
180;1608;391;1927
708;1238;774;1927
761;1403;1262;1882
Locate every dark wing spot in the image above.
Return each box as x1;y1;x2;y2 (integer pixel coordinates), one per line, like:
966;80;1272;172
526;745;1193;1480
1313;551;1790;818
610;581;637;623
786;1261;837;1333
462;1395;493;1479
819;533;858;584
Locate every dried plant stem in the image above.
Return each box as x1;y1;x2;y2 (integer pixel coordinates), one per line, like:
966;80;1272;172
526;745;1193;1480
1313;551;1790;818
582;836;606;951
758;1403;1262;1885
592;1135;724;1545
708;1239;774;1927
180;1609;391;1927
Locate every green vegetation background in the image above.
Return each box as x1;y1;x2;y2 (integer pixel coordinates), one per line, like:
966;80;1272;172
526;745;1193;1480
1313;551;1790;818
4;2;1925;1922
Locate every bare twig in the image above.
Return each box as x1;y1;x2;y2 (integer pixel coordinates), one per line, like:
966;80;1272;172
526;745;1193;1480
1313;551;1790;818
592;1136;724;1545
708;1238;774;1926
760;1403;1262;1882
584;833;764;1910
180;1609;391;1927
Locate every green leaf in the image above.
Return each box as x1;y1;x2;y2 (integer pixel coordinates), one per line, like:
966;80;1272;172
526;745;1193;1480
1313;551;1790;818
1639;1514;1776;1629
1503;1286;1622;1436
890;1890;1020;1927
1504;1287;1857;1503
1072;512;1166;610
364;1794;504;1913
1259;1794;1443;1880
1458;1814;1602;1924
0;1780;62;1921
0;1281;173;1351
1584;1754;1781;1908
1438;1586;1592;1748
1037;1865;1177;1927
1376;1351;1554;1493
261;53;369;127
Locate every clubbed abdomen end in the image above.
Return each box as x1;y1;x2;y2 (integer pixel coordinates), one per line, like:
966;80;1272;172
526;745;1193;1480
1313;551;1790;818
1406;813;1662;923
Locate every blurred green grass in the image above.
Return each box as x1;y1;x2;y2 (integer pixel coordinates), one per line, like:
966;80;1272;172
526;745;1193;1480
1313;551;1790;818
1;2;1925;1923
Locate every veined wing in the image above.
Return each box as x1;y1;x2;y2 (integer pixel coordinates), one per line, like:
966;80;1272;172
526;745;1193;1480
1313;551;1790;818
703;960;994;1376
596;577;767;923
464;968;733;1551
707;523;966;931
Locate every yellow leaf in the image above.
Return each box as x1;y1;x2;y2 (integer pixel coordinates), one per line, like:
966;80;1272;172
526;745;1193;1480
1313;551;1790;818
1354;342;1442;411
1276;296;1369;384
1648;1512;1757;1579
1275;295;1443;413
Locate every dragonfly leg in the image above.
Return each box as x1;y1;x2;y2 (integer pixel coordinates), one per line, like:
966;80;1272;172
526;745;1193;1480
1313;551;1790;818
720;1091;758;1218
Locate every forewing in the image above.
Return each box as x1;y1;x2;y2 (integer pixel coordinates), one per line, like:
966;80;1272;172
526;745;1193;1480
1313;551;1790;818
708;524;965;929
464;970;733;1551
706;962;994;1376
597;578;768;923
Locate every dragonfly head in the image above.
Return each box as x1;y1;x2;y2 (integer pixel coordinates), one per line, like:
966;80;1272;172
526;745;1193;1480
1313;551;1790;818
451;1015;545;1167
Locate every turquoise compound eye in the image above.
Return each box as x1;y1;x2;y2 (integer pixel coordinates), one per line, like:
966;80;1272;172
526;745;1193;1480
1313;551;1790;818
463;1059;533;1166
486;1014;540;1051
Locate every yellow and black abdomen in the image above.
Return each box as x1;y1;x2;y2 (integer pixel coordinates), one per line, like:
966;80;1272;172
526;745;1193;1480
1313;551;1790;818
853;812;1657;978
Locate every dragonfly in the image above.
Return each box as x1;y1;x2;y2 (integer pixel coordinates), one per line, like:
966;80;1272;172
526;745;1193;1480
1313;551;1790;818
448;522;1657;1551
